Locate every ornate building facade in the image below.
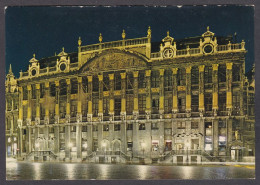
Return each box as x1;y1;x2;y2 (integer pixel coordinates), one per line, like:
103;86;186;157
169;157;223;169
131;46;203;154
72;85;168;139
5;27;255;164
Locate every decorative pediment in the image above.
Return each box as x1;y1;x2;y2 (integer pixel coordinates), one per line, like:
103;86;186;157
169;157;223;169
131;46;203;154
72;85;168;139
80;49;148;72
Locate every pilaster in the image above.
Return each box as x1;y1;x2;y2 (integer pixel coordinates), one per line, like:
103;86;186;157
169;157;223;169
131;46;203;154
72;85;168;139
55;80;60;124
35;84;41;125
98;74;103;121
87;76;93;122
65;79;71;123
199;65;205;116
212;64;219;116
186;66;192;117
109;73;115;121
159;69;165;118
172;68;178;115
133;71;139;119
44;82;50;124
226;63;233;116
120;72;126;120
26;85;32;126
77;77;82;122
145;70;151;119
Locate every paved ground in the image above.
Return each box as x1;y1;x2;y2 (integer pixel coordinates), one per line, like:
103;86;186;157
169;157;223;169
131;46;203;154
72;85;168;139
6;158;255;180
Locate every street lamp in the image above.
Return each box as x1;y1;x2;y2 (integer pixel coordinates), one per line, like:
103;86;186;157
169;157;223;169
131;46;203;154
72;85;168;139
69;142;73;161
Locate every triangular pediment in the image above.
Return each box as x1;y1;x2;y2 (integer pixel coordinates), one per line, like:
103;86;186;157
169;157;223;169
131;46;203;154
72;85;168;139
80;49;149;73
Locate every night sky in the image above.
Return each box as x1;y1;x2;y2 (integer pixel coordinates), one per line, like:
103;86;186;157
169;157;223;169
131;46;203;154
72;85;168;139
5;6;254;77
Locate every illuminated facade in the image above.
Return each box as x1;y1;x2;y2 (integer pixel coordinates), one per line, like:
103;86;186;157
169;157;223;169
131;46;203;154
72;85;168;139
5;27;255;164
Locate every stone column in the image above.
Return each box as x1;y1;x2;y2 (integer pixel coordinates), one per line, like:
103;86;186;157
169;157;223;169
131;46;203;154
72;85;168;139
120;72;127;153
109;73;115;121
186;66;192;117
132;120;139;157
120;72;126;120
213;119;219;156
44;126;49;150
34;127;39;151
35;84;40;125
26;127;31;153
18;87;23;157
226;63;233;116
76;124;82;161
98;74;103;121
133;71;139;119
212;64;219;116
44;82;50;124
65;79;71;123
145;70;151;119
159;69;165;118
227;118;233;157
77;77;82;122
199;65;205;117
87;76;93;122
199;118;205;152
55;80;60;124
54;125;59;154
27;85;32;126
87;124;93;154
65;125;71;161
172;68;178;115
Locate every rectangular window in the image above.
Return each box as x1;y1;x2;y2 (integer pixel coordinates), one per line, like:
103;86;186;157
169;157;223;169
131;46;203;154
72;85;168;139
232;93;240;115
71;126;76;132
151;70;160;88
32;84;36;99
191;94;199;112
151;122;158;130
138;95;146;114
152;97;159;114
93;96;99;117
92;76;99;92
177;122;186;129
177;68;186;86
218;64;226;82
178;97;186;113
204;66;212;83
218;120;226;128
49;127;54;133
139;123;145;130
127;123;133;130
127;73;134;90
103;75;109;91
92;125;98;132
204;93;212;111
126;95;134;115
114;98;121;116
127;142;133;151
103;124;109;131
103;98;109;116
191;67;199;85
59;80;67;95
70;100;77;117
114;73;121;90
40;83;45;98
191;122;198;129
164;97;172;114
164;69;173;91
232;64;241;82
82;126;87;132
114;124;121;131
71;79;78;94
218;93;226;112
59;126;65;133
138;71;146;88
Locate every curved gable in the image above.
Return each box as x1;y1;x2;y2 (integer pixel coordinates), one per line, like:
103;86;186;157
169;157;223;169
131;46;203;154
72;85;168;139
80;49;149;73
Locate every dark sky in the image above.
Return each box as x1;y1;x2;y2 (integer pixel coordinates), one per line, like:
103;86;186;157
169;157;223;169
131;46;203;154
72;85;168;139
5;6;254;77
